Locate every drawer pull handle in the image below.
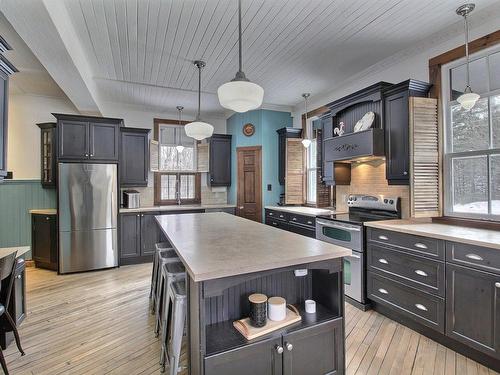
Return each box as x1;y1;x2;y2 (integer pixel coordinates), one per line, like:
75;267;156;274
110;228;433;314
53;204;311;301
415;269;428;277
269;212;273;216
292;217;297;221
378;258;389;264
307;221;313;225
415;304;428;311
495;282;500;288
279;215;284;218
466;253;483;261
378;235;389;241
378;288;389;294
414;243;428;249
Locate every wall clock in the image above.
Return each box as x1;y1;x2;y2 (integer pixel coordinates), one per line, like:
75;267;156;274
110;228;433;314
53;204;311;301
242;123;255;137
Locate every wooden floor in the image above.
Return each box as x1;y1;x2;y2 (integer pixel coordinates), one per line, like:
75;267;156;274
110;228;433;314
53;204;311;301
4;264;498;375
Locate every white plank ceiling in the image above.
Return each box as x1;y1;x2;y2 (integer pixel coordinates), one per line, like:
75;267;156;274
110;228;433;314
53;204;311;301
2;0;500;115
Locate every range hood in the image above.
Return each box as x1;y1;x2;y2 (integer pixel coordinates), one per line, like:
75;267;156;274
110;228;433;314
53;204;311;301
323;128;385;162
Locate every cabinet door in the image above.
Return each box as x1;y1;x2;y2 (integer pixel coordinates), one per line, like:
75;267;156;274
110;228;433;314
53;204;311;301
0;71;7;178
208;135;231;186
32;214;57;270
384;91;409;183
205;337;283;375
59;120;89;160
89;122;119;161
120;130;149;187
13;266;26;325
446;264;500;359
288;222;315;238
283;319;344;375
120;214;140;258
140;213;160;256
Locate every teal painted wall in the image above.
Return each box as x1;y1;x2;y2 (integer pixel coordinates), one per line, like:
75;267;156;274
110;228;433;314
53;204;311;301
0;180;56;255
227;109;293;218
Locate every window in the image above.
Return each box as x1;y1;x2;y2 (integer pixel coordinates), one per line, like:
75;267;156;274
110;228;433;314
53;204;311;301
154;119;200;205
443;47;500;220
306;118;317;205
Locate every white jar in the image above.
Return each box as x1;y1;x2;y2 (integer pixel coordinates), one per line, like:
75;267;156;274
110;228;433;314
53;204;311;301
268;297;286;321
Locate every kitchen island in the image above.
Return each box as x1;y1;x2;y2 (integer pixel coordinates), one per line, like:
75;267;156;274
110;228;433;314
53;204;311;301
156;212;351;375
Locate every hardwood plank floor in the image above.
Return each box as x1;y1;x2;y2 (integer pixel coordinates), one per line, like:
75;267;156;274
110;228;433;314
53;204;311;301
3;264;498;375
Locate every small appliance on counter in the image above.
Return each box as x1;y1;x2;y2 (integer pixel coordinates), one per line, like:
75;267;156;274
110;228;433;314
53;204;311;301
316;194;401;310
123;190;140;209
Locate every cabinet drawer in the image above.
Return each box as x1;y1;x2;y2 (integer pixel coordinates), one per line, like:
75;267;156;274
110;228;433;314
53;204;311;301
446;242;500;275
368;228;444;260
265;218;289;231
367;271;445;333
367;244;445;297
288;222;315;238
288;213;315;228
265;209;288;221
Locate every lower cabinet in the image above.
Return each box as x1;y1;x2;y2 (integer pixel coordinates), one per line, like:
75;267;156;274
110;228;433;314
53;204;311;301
205;318;343;375
287;222;315;238
31;213;58;271
446;264;500;359
264;209;316;238
120;212;161;264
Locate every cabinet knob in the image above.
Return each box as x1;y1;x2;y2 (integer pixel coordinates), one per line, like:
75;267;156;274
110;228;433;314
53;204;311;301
46;217;50;221
275;345;284;354
495;282;500;288
85;153;89;157
136;214;140;217
465;253;483;261
141;214;144;217
378;258;388;264
16;275;21;279
90;153;94;157
403;171;408;175
415;303;428;311
285;342;293;351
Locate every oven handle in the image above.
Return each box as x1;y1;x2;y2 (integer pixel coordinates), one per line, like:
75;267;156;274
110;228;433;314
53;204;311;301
316;220;361;232
348;254;361;259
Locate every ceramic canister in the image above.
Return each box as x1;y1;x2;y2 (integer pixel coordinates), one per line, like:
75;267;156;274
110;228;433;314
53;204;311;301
248;293;268;327
268;296;286;321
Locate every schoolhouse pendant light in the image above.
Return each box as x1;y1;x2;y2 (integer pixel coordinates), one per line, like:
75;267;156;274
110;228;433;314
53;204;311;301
301;93;311;148
456;3;480;111
185;60;214;141
217;0;264;113
175;106;185;153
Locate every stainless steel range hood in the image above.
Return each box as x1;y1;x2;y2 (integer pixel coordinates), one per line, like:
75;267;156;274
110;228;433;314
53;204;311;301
323;128;385;162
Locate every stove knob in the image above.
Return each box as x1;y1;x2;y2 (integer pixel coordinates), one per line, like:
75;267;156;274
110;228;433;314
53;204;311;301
389;200;394;205
354;197;357;201
384;199;388;204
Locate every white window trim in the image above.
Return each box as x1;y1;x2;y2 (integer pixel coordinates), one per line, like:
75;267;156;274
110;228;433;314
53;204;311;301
305;117;318;205
441;44;500;221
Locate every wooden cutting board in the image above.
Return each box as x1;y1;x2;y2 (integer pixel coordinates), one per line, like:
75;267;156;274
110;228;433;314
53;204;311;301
233;305;301;340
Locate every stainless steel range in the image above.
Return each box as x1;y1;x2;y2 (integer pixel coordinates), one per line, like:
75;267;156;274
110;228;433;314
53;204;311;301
316;194;400;310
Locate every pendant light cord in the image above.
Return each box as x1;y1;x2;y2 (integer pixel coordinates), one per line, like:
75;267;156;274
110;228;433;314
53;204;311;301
464;13;470;89
197;64;201;120
238;0;242;74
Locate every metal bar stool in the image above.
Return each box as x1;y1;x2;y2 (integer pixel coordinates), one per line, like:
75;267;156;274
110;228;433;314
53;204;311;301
151;244;178;315
151;242;172;299
155;261;185;338
161;279;187;374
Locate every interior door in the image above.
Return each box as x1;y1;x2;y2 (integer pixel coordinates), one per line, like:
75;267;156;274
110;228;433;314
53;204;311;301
237;146;262;222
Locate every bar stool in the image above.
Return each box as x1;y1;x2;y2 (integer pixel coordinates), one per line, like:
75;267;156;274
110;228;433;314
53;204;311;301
151;245;178;315
155;261;185;338
150;242;173;299
161;279;187;374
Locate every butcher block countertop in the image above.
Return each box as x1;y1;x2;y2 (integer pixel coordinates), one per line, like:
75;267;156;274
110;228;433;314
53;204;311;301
365;218;500;250
155;212;351;282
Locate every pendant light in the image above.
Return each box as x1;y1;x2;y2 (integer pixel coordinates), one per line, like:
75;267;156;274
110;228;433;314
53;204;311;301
175;106;185;153
456;3;480;111
301;93;311;148
185;60;214;140
217;0;264;113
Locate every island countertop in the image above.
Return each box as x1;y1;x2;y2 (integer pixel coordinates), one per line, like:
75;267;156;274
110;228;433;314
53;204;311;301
155;212;351;282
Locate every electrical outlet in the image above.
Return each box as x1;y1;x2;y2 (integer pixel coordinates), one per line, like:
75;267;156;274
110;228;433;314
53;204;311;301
267;184;272;191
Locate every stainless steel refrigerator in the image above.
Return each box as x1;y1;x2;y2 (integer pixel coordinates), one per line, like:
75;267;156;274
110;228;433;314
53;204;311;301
58;163;118;274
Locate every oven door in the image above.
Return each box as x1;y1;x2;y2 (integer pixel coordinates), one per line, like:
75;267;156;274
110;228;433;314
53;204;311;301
315;219;362;252
344;251;364;304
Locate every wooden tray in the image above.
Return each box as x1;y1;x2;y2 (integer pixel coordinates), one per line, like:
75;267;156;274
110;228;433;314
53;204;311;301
233;305;301;340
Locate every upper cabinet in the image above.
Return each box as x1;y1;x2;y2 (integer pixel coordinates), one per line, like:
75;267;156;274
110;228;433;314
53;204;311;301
120;127;150;187
0;36;18;182
208;134;232;187
37;123;57;188
277;127;302;185
54;114;122;162
383;80;431;184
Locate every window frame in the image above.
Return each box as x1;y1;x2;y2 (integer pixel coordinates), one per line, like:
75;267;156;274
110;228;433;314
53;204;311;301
442;45;500;221
305;117;319;206
153;118;201;205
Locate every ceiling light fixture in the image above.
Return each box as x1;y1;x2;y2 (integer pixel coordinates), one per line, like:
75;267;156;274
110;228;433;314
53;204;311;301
185;60;214;140
176;106;185;153
217;0;264;113
456;3;480;111
301;93;311;148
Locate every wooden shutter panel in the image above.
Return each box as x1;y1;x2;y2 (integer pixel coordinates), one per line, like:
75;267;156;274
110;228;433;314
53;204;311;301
410;97;440;218
150;140;159;172
285;138;305;205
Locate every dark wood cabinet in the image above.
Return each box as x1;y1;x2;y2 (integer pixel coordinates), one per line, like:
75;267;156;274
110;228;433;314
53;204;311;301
446;264;500;359
208;134;232;187
54;114;122;162
119;213;141;259
140;213;160;256
383;80;431;184
277;127;302;185
120;127;150;187
37;123;57;188
205;336;283;375
31;213;58;271
265;209;316;238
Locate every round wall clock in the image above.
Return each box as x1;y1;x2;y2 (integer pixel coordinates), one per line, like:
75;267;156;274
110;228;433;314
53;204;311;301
242;123;255;137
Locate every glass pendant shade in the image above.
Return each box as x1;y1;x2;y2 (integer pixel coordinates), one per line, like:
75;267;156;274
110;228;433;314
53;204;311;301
217;80;264;113
185;121;214;141
176;145;185;153
301;139;311;148
457;90;480;111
